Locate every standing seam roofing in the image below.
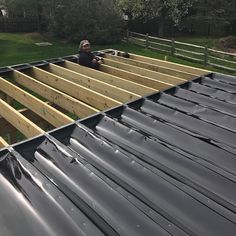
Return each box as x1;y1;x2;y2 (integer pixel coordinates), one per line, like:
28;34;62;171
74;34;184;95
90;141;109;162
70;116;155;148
0;71;236;236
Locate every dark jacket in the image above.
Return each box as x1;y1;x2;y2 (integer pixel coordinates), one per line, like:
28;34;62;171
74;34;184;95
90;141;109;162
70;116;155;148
78;51;100;69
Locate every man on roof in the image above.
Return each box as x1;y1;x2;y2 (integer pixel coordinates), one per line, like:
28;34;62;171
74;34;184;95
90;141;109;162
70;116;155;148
78;40;102;70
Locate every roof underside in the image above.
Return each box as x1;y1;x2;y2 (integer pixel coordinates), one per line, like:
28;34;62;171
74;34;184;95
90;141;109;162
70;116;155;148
0;69;236;235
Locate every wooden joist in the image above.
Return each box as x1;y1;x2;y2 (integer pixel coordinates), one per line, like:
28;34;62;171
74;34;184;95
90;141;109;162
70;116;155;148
29;67;121;110
46;63;139;102
0;50;209;146
104;53;197;80
103;57;186;85
0;75;73;128
0;107;50;137
128;52;210;75
63;61;156;95
13;70;99;118
0;136;9;148
100;64;173;91
0;99;44;138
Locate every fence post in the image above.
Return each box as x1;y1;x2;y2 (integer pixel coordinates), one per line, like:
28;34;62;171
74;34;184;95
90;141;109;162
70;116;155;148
204;46;208;66
126;29;130;42
171;38;175;56
145;33;149;48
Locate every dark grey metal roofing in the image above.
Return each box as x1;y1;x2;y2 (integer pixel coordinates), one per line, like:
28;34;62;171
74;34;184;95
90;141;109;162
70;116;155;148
0;72;236;236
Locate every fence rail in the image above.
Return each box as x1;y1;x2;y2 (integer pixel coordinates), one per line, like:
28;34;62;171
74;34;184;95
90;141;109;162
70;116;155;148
127;31;236;73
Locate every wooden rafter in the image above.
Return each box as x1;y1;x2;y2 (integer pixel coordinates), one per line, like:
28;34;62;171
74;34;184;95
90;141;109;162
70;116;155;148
104;53;197;80
0;136;9;148
129;53;209;75
29;67;121;110
0;99;44;138
46;63;140;102
102;57;186;85
100;64;173;90
63;61;156;95
13;70;99;118
0;107;50;137
0;75;73;127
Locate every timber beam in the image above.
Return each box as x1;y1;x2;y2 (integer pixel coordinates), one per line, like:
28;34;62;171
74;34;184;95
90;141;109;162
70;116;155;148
63;60;156;95
0;75;73;128
0;99;44;138
102;57;186;85
12;70;99;118
46;63;139;102
128;52;209;75
29;66;121;110
0;137;9;148
0;106;55;138
100;64;173;91
104;53;197;80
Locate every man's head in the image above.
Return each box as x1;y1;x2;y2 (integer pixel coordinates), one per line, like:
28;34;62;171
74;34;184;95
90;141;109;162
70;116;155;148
79;40;91;52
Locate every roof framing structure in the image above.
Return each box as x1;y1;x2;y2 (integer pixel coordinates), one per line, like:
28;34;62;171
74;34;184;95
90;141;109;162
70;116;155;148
0;50;207;146
0;50;236;235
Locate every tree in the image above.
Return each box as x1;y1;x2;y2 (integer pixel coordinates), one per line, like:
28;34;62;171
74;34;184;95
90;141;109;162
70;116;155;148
48;0;124;43
4;0;38;18
182;0;236;36
1;0;124;43
117;0;196;36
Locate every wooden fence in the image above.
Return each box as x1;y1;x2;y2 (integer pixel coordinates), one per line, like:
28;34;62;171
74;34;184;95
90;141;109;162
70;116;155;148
127;31;236;73
0;18;38;32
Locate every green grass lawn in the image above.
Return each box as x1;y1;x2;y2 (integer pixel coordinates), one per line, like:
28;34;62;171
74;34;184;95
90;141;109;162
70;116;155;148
0;32;234;75
0;33;78;67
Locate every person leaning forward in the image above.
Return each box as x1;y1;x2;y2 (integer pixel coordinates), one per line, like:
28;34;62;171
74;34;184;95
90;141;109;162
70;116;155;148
78;40;102;69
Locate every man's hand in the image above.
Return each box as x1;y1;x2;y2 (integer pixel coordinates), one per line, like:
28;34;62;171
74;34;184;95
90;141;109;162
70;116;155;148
93;57;103;64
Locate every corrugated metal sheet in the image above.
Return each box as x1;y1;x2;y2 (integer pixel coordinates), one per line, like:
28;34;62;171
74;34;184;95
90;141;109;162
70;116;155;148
0;72;236;236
